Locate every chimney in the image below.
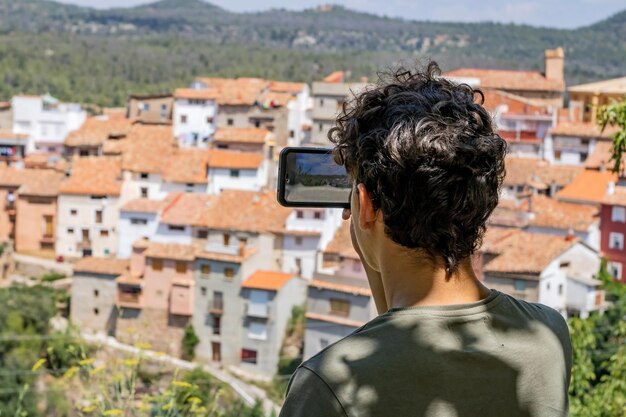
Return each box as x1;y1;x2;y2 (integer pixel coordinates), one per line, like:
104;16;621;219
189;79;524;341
545;47;564;82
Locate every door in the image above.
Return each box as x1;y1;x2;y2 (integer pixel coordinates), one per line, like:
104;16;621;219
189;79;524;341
44;215;53;237
211;342;221;362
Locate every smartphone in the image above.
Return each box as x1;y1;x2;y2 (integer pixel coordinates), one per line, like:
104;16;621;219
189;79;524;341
277;147;351;208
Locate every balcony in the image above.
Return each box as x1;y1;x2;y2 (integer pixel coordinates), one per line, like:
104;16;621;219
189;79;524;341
116;291;143;309
246;302;269;319
77;239;92;251
208;298;224;315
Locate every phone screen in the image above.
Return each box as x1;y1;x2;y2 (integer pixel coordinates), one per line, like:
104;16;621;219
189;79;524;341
278;148;351;208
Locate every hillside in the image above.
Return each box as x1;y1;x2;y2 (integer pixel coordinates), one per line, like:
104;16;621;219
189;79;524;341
0;0;624;106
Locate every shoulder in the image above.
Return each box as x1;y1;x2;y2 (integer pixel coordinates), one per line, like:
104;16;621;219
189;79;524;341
280;366;347;417
500;292;570;336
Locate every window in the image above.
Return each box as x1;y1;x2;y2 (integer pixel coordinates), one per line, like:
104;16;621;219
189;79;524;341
318;123;323;132
168;225;185;231
227;118;234;126
289;130;295;138
161;104;167;112
329;298;350;317
93;308;99;316
100;229;109;237
554;150;562;161
320;98;324;106
212;316;221;335
514;280;525;292
248;321;267;340
241;349;257;364
230;169;240;178
296;210;304;219
152;259;163;271
295;258;302;275
95;210;103;224
254;120;261;128
206;116;213;124
130;218;148;225
140;172;149;179
314;211;322;220
201;264;211;275
239;237;248;245
70;209;77;216
223;234;230;246
140;187;148;198
176;261;187;274
143;103;151;111
558;284;563;295
295;236;303;246
200;287;207;297
94;289;99;297
197;229;208;239
67;228;74;234
224;267;234;280
180;114;187;124
612;206;626;223
609;232;624;250
608;262;622;279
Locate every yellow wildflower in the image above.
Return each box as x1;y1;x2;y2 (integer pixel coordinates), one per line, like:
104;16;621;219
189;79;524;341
62;366;79;380
172;380;193;388
103;409;124;416
123;359;139;367
79;358;95;366
135;342;152;350
90;365;106;375
31;358;46;371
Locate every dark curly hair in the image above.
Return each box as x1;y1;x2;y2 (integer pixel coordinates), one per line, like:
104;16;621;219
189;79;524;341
329;61;507;273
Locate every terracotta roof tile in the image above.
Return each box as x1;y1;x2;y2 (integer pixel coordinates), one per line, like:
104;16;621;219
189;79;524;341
213;127;270;144
207;149;264;169
528;194;598;232
143;241;196;261
322;71;345;83
64;116;132;147
17;170;65;197
324;221;359;259
173;88;220;101
195;246;257;263
241;270;294;291
568;77;626;95
121;198;166;213
550;122;620;139
160;193;213;226
483;231;578;275
309;278;371;296
199;190;291;233
481;89;548;115
257;90;293;107
268;81;307;93
59;157;122;196
194;77;268;106
556;169;617;204
603;185;626;206
445;68;564;92
162;148;209;184
504;157;582;188
74;257;129;275
121;125;176;174
480;228;521;254
584;142;616;170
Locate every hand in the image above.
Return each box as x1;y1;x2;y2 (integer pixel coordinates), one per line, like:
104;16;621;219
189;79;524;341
342;208;388;314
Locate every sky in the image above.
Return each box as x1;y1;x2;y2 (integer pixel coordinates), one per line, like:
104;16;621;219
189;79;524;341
55;0;625;29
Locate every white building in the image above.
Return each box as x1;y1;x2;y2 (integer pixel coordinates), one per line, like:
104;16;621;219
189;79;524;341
12;94;86;153
173;88;218;148
56;157;124;258
206;149;268;194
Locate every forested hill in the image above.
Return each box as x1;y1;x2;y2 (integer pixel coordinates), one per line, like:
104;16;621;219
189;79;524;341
0;0;624;106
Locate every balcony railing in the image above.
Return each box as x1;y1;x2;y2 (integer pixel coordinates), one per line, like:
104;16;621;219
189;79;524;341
209;299;224;315
116;291;142;309
204;242;241;256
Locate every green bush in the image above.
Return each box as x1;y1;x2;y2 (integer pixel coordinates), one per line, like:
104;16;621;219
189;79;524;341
181;324;199;361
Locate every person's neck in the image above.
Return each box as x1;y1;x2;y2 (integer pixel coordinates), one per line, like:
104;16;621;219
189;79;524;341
378;243;491;310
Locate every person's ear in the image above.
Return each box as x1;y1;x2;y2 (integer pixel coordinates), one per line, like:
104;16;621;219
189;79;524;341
357;183;376;230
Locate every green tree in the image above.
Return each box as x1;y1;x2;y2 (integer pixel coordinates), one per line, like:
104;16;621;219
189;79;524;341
597;98;626;175
181;324;199;361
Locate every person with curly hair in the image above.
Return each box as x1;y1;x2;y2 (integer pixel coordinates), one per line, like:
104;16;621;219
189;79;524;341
279;62;572;417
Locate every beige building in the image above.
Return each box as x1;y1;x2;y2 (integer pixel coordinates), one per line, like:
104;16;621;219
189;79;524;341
64;110;133;157
56;157;124;258
568;76;626;124
126;94;173;125
446;48;566;108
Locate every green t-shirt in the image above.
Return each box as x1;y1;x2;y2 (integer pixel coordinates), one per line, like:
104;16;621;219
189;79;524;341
280;290;572;417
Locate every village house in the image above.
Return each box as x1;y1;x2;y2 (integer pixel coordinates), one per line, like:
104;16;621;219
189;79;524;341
479;228;605;318
70;257;129;334
556;169;617;205
304;221;376;359
126;93;173;125
445;48;565;108
599;185;626;283
543;122;620;165
63;110;133;158
482;89;555;158
311;73;368;146
568;76;626;125
206;149;267;194
56;157;124;258
238;270;306;379
172;88;218;148
212;127;273;154
12;94;87;153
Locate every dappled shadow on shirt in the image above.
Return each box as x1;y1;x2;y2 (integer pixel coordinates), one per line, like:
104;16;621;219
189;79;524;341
294;295;571;417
